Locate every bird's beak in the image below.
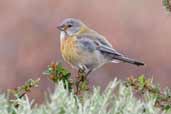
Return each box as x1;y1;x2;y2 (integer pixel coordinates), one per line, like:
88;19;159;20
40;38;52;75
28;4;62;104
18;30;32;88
57;25;67;31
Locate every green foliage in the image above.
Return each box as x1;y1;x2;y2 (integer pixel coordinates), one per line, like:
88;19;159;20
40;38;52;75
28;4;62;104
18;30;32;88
43;63;73;91
126;75;171;113
9;78;40;98
163;0;171;13
43;63;89;94
0;80;162;114
1;63;171;114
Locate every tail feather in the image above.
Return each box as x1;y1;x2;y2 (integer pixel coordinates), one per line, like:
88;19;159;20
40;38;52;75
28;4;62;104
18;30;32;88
113;56;144;66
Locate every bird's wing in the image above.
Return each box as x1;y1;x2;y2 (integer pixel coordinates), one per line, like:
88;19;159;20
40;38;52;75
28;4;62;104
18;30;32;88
77;34;123;56
97;44;123;56
95;35;113;47
76;34;144;66
76;36;97;52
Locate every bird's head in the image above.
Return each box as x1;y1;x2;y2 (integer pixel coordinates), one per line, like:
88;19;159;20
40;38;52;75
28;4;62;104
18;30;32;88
57;18;88;36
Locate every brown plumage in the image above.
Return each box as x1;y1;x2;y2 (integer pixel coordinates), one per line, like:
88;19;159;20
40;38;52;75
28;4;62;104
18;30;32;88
58;18;144;76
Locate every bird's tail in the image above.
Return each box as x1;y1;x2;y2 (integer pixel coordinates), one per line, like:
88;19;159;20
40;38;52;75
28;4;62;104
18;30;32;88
112;56;144;66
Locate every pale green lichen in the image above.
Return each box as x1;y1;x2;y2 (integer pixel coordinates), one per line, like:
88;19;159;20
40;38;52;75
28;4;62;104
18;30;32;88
0;79;162;114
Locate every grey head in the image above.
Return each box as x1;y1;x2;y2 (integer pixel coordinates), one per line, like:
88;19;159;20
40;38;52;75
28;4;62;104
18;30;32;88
57;18;85;36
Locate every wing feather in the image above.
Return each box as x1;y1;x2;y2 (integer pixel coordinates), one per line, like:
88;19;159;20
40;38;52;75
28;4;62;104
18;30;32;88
76;34;123;57
76;34;144;66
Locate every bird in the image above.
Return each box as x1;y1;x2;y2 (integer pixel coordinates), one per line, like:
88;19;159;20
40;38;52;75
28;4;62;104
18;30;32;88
57;18;144;76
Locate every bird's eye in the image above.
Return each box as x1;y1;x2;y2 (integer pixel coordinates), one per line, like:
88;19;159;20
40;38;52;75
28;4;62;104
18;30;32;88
68;24;72;28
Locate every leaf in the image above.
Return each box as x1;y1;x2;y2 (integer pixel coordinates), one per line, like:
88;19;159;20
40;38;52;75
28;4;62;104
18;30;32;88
138;75;145;88
163;0;171;12
164;105;171;112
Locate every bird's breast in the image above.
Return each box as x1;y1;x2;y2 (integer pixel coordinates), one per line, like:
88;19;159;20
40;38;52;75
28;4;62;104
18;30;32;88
60;36;80;66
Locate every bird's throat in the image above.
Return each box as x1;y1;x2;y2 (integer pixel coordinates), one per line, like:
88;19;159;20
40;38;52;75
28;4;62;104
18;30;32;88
60;31;66;43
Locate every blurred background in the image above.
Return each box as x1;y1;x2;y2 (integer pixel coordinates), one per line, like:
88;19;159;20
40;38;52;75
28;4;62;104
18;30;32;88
0;0;171;103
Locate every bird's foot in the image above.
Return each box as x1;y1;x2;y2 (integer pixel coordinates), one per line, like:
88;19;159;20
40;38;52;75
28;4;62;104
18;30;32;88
75;68;89;95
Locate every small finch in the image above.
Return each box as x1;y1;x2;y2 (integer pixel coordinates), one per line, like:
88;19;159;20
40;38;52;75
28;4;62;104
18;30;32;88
57;18;144;76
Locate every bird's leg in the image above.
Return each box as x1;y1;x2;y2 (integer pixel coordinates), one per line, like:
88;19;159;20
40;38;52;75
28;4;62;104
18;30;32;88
75;68;83;95
85;69;92;78
75;68;88;95
81;69;92;91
